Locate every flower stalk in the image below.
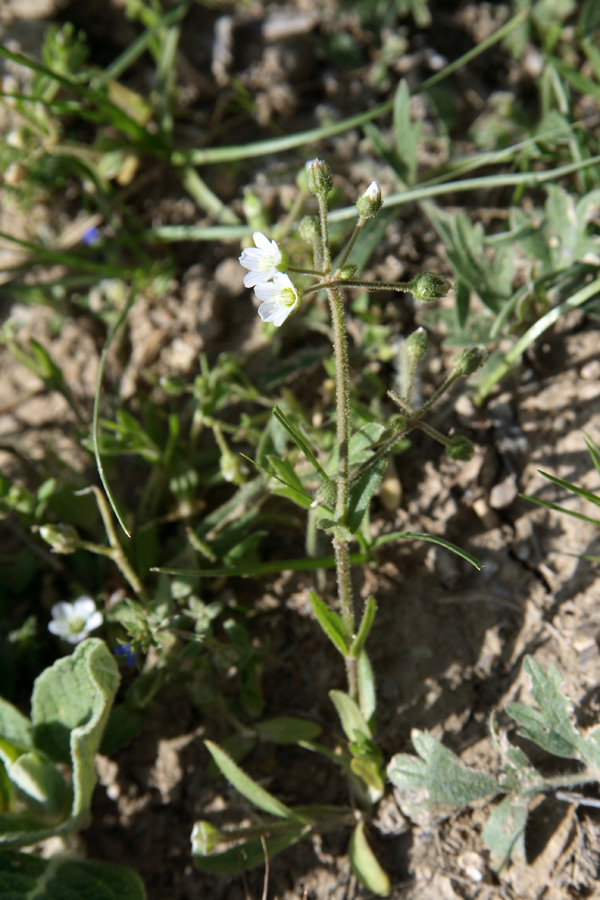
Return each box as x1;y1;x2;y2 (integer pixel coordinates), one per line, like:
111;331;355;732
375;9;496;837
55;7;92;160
309;162;358;702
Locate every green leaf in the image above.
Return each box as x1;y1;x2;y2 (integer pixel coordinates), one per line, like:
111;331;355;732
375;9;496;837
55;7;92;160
357;651;377;728
349;596;376;658
348;821;390;897
537;469;600;510
347;459;386;534
507;657;583;759
0;701;33;751
329;690;373;743
6;753;69;822
254;717;321;745
388;729;497;820
0;851;146;899
350;757;385;797
370;530;483;569
309;591;350;656
191;819;306;873
31;639;120;823
481;795;528;871
521;494;600;529
272;407;327;481
393;79;420;185
583;432;600;477
204;741;305;822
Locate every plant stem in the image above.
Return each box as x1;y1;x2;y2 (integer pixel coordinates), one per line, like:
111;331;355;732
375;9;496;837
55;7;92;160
334;218;365;274
90;485;150;602
317;192;358;702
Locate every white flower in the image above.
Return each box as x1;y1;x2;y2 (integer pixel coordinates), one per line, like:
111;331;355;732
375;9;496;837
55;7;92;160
239;231;286;288
48;596;103;645
254;273;300;326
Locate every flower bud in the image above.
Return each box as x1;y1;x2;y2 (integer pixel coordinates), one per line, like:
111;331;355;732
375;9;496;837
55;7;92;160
446;434;475;461
298;215;319;242
356;181;382;218
339;264;357;279
305;158;333;197
311;479;337;509
38;524;80;554
408;272;451;303
405;327;428;360
220;452;244;484
453;346;485;376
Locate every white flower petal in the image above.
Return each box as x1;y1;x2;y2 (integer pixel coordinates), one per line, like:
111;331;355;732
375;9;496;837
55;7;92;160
48;596;103;644
72;596;96;618
49;601;72;623
239;232;284;286
254;273;300;326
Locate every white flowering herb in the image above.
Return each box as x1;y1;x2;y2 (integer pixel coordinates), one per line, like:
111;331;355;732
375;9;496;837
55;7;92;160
239;231;287;288
254;272;300;326
48;596;103;644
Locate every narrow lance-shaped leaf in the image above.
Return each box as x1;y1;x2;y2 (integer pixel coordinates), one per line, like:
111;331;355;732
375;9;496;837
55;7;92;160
204;741;305;822
371;530;483;569
349;821;391;897
272;406;327;481
329;690;373;743
191;820;307;874
309;591;350;657
349;596;377;658
347;458;386;534
357;651;377;728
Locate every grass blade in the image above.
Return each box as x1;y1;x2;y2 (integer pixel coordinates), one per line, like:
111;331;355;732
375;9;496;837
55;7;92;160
92;283;140;538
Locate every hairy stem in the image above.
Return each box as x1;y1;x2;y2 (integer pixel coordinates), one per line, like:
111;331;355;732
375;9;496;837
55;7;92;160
317;192;357;701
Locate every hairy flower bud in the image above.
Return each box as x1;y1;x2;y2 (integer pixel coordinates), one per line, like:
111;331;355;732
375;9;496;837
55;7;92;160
408;272;451;303
38;524;80;554
453;346;485;376
356;181;382;219
339;264;357;279
298;215;319;243
305;158;333;197
405;327;428;360
446;434;475;461
311;479;337;509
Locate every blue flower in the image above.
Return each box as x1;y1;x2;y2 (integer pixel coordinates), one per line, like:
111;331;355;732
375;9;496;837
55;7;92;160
114;643;136;667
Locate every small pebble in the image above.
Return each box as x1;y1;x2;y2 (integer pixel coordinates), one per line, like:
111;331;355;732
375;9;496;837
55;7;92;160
489;474;518;509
